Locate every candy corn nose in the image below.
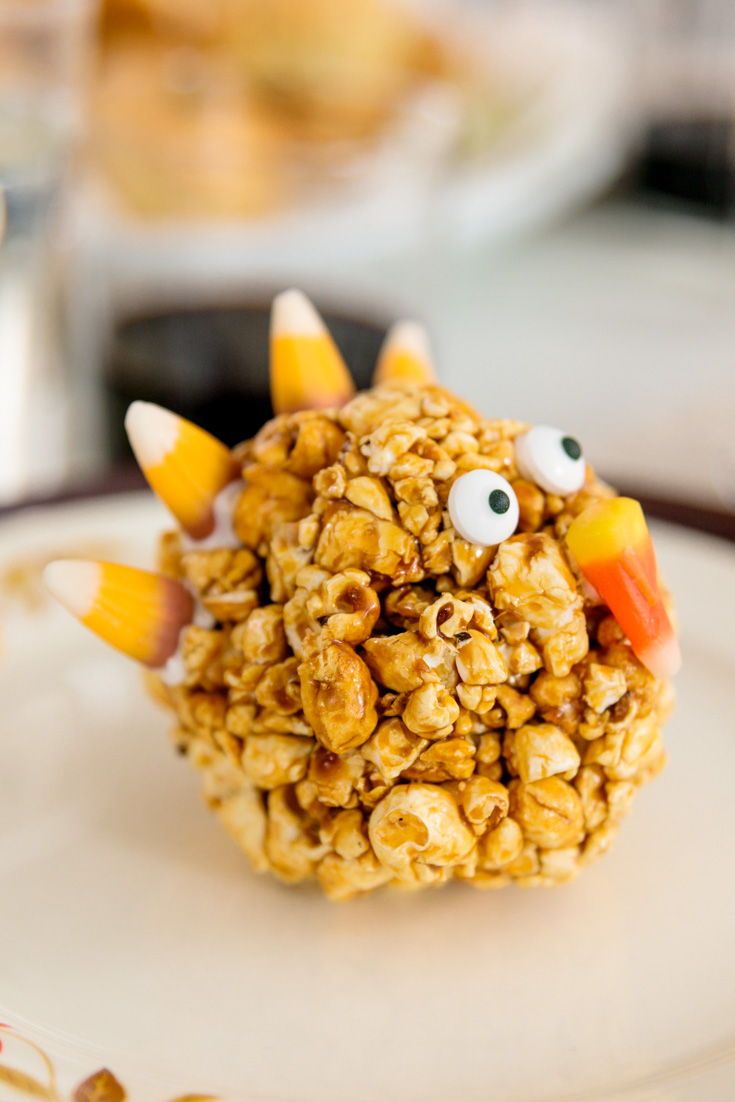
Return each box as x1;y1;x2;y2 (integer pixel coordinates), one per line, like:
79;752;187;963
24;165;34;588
565;498;681;679
270;289;356;415
125;402;238;540
44;560;194;668
374;320;436;386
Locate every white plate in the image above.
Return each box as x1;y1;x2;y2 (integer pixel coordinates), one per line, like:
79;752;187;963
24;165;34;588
0;494;733;1102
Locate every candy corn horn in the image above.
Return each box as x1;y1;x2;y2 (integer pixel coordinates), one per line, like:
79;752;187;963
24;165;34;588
565;498;681;679
374;320;436;386
44;560;193;668
125;402;238;540
270;289;355;414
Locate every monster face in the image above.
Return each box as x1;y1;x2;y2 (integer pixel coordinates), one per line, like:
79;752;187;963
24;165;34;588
45;289;679;684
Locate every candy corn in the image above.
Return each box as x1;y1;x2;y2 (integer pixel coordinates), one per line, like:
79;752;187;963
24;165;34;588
125;402;238;540
43;560;193;668
565;498;681;679
374;320;436;386
270;289;355;414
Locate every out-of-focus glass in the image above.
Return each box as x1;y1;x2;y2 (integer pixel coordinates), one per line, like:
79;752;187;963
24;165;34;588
0;0;93;504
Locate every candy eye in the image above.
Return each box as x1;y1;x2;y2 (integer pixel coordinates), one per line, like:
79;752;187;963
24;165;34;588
448;469;519;546
515;426;586;495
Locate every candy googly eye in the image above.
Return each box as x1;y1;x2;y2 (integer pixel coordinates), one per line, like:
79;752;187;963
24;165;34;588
448;469;519;546
515;426;586;496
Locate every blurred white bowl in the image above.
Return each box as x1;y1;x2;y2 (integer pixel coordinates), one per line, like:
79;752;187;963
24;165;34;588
70;1;635;301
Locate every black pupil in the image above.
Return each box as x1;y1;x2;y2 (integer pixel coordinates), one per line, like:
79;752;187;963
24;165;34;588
488;489;510;515
561;436;582;461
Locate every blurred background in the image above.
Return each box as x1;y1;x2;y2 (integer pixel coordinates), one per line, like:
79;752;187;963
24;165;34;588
1;0;734;516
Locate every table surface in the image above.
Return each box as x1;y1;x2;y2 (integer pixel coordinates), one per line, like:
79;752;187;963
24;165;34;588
347;199;735;511
33;197;735;517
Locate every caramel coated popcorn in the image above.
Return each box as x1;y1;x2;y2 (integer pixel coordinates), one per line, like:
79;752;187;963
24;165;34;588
154;384;672;899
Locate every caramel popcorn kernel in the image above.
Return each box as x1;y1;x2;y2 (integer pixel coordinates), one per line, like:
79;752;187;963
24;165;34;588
299;642;378;753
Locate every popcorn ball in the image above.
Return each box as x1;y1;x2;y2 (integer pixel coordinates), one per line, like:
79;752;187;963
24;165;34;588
46;290;680;900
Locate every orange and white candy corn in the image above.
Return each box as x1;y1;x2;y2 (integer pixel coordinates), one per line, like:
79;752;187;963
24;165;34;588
565;497;681;679
270;289;355;415
125;402;238;540
44;560;193;668
374;320;435;386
